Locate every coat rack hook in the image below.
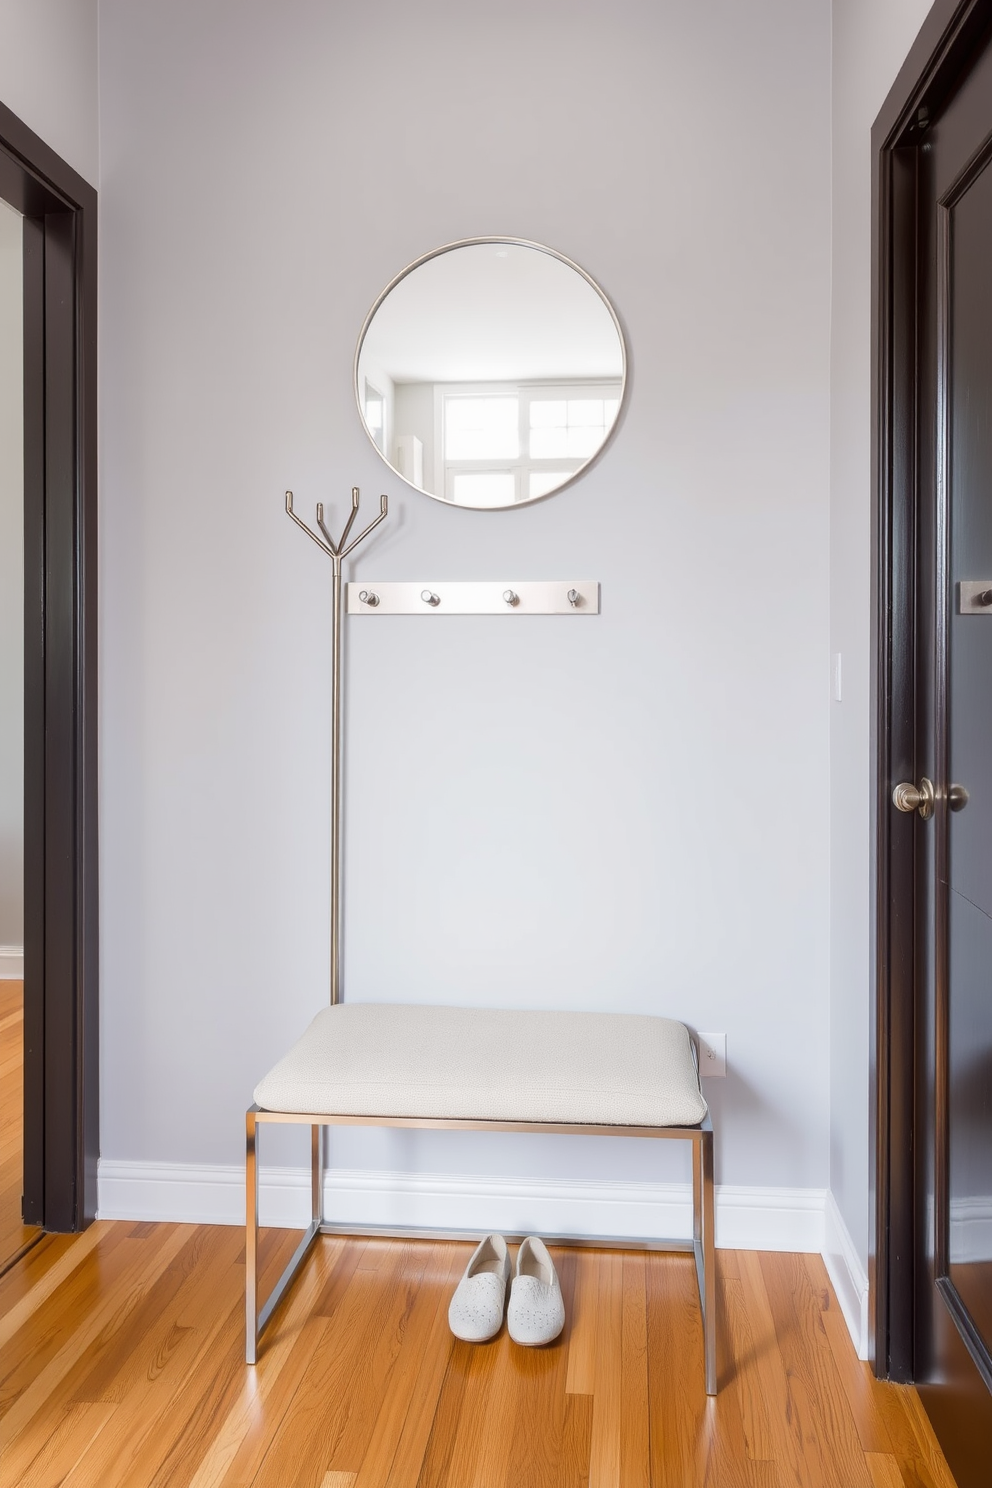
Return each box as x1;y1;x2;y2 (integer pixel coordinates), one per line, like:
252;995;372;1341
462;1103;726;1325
340;492;389;560
285;490;334;558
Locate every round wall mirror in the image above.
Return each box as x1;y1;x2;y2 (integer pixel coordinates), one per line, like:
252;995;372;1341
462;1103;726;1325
355;238;626;509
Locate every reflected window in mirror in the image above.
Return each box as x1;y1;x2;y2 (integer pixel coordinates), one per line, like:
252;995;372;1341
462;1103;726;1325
356;239;626;509
437;382;620;505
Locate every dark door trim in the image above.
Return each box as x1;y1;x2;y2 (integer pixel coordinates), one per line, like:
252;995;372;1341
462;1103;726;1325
0;100;98;1231
872;0;992;1379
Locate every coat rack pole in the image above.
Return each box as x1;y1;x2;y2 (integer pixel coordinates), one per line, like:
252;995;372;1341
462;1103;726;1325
330;554;343;1005
284;487;389;1007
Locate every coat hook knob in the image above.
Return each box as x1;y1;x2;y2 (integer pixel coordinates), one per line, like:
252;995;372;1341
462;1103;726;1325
359;590;379;607
503;590;519;606
421;590;440;607
567;589;580;607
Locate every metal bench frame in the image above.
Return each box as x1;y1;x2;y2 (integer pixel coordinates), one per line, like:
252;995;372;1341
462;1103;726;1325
245;1105;717;1394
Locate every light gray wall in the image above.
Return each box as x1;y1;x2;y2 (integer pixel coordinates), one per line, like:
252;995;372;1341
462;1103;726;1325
99;0;832;1189
0;199;22;950
829;0;932;1264
0;0;99;185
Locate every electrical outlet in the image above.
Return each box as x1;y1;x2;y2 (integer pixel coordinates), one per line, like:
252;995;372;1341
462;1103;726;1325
696;1032;726;1078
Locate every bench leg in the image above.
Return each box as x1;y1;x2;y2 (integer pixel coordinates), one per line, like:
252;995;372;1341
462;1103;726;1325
692;1128;717;1394
246;1107;259;1364
311;1122;323;1228
246;1111;323;1365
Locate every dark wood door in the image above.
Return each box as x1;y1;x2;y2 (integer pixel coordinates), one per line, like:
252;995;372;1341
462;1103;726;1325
902;21;992;1481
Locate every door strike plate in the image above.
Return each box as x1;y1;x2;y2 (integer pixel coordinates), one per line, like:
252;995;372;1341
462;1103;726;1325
958;581;992;613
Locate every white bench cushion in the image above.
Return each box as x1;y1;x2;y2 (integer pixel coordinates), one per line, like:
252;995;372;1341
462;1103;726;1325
253;1003;707;1127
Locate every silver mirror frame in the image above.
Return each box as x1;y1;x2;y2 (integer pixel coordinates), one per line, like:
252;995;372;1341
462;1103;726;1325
353;236;628;510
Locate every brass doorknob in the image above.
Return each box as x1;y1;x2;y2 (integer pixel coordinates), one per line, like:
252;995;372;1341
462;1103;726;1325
892;778;935;819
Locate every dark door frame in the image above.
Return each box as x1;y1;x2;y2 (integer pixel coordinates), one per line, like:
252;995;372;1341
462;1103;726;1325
872;0;992;1380
0;100;98;1233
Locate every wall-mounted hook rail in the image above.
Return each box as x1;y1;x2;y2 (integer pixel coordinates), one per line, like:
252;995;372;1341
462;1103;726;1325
345;581;600;616
285;487;388;1005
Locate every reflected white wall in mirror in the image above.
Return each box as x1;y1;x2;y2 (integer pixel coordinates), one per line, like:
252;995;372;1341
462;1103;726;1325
355;239;626;509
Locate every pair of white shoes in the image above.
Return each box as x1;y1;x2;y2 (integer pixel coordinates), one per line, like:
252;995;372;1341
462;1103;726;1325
448;1234;565;1346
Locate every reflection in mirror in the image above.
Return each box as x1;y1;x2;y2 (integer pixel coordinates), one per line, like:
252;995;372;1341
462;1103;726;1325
363;379;386;454
355;239;626;509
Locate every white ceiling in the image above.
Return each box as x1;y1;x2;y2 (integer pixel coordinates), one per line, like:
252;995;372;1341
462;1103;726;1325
358;241;625;384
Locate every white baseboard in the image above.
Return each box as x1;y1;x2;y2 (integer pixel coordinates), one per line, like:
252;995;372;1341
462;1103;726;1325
822;1189;870;1360
0;946;23;979
97;1158;827;1254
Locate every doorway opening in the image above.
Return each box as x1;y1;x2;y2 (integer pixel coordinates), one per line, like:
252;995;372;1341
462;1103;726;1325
0;99;98;1253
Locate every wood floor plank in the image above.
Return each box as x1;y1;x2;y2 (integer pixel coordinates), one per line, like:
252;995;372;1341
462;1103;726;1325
412;1342;472;1488
60;1234;248;1488
184;1235;346;1488
588;1249;623;1488
325;1241;437;1477
817;1293;895;1455
351;1242;457;1488
376;1246;468;1488
17;1400;117;1488
141;1299;246;1488
619;1252;650;1488
759;1250;872;1488
647;1252;760;1488
428;1334;504;1488
723;1251;816;1488
0;1234;63;1310
0;982;41;1272
889;1386;961;1488
0;1223;108;1352
0;1228;139;1408
690;1255;797;1488
0;1226;196;1485
724;1273;774;1462
866;1453;908;1488
250;1243;411;1488
69;1226;240;1403
645;1250;712;1488
60;1230;301;1488
464;1336;521;1488
564;1248;598;1397
498;1247;580;1488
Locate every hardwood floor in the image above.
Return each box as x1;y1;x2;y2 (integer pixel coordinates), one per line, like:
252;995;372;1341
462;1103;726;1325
0;980;39;1271
0;1222;958;1487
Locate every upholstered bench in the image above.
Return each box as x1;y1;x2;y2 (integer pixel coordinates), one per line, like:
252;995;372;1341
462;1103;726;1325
247;1003;717;1392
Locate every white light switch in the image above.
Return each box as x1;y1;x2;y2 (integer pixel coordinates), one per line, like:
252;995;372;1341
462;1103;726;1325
696;1032;726;1078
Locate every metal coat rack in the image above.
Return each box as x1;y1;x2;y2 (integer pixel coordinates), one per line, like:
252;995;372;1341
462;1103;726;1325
286;485;600;1008
285;487;388;1004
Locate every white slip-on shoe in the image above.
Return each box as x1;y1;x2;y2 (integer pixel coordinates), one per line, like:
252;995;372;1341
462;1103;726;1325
506;1236;565;1346
448;1233;511;1342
